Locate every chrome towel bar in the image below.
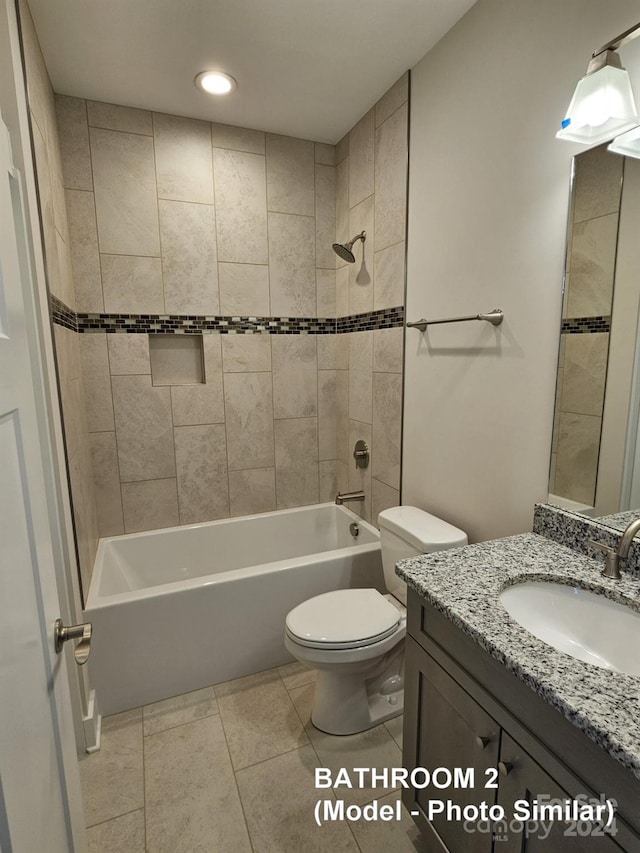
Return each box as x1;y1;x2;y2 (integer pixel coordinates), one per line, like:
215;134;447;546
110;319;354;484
406;309;504;333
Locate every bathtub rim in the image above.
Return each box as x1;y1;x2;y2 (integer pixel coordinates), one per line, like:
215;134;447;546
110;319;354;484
87;502;381;609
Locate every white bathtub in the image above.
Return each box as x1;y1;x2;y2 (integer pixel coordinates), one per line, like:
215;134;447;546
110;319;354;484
84;503;383;714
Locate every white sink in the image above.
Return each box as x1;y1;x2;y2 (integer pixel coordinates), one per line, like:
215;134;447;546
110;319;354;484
499;581;640;676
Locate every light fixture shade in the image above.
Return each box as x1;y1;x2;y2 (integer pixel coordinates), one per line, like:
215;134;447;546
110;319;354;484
556;65;638;144
608;125;640;157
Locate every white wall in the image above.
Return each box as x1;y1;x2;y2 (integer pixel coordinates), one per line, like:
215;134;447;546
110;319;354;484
404;0;640;542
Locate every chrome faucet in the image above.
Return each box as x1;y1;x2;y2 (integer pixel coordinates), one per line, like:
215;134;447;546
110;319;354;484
335;490;365;505
588;516;640;579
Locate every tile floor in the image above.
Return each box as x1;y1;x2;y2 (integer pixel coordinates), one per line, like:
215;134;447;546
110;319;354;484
80;662;424;852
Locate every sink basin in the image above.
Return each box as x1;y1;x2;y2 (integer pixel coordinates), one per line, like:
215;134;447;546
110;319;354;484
499;581;640;676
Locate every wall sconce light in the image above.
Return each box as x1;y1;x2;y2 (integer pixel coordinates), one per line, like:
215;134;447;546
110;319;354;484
557;22;640;145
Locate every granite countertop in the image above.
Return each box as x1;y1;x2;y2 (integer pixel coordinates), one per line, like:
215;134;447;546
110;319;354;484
396;532;640;780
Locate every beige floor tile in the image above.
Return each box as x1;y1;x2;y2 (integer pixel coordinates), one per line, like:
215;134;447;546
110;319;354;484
145;715;251;853
236;744;360;853
214;668;309;769
143;686;218;736
79;709;144;827
278;661;318;691
348;791;423;853
86;809;145;853
384;714;404;750
290;683;402;806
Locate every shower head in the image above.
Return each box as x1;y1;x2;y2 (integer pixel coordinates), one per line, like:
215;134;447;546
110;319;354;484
332;231;366;264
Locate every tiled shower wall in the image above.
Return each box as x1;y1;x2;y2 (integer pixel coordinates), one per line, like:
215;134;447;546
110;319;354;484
334;75;408;524
52;76;407;545
20;1;99;594
55;101;340;536
24;0;407;586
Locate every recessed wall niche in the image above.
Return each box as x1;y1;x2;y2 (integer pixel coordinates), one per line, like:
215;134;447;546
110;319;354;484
149;335;205;385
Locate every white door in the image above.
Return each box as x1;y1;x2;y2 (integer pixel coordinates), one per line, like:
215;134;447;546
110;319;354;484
0;114;85;850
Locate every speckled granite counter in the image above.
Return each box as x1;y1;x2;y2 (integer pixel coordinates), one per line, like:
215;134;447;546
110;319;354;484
396;532;640;780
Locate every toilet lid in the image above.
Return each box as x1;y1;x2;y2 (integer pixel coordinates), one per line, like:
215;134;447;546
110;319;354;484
286;589;401;649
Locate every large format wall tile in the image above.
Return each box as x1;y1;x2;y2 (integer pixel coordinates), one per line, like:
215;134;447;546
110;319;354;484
121;479;179;534
561;333;608;417
567;214;618;318
55;95;92;191
153;113;214;204
87;101;153;136
316;269;336;318
349;331;373;424
112;375;175;481
90;127;160;256
372;372;402;489
348;419;372;523
225;373;275;470
101;255;164;314
349;195;374;314
349;108;374;208
175;424;229;523
374;241;405;310
266;134;315;216
65;189;103;312
318;370;337;461
229;468;276;517
375;72;409;127
272;336;317;419
81;334;114;431
212;123;265;154
268;212;315;316
107;335;150;375
222;335;271;373
554;412;601;506
372;478;400;524
335;157;349;251
319;460;338;502
159;200;218;314
573;145;623;223
275;418;319;509
213;149;268;264
375;104;408;252
315;164;336;270
373;327;403;373
218;263;270;316
89;432;124;537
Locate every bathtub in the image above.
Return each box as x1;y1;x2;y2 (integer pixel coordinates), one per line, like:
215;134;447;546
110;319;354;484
84;503;383;715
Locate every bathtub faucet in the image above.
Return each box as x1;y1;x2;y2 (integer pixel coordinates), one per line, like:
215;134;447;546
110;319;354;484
335;490;365;505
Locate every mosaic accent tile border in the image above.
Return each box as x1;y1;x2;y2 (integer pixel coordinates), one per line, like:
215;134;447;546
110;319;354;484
561;316;611;335
50;295;77;332
50;297;405;335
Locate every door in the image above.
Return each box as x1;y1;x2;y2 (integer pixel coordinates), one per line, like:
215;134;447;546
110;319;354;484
0;110;85;849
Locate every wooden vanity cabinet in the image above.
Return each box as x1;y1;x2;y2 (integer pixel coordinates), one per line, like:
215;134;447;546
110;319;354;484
403;590;640;853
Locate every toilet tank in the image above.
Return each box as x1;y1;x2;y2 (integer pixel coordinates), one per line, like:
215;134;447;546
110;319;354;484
378;506;468;605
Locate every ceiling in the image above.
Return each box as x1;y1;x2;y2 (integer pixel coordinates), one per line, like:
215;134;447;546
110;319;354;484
27;0;476;143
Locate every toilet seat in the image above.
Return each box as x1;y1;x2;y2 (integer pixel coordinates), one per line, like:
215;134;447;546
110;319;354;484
285;588;400;650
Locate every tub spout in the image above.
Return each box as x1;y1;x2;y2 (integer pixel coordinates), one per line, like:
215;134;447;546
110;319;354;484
335;490;365;505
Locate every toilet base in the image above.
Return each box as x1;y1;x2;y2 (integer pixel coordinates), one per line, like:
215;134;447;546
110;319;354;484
309;641;405;736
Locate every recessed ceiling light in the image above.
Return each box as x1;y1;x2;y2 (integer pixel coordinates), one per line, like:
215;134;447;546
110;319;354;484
195;71;237;96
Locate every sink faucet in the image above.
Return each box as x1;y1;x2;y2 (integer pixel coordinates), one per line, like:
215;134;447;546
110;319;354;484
335;490;365;505
588;516;640;579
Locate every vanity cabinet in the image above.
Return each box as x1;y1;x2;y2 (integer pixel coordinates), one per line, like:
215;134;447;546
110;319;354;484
403;590;640;853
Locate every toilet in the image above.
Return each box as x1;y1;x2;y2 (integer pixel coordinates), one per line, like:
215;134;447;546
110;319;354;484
284;506;467;735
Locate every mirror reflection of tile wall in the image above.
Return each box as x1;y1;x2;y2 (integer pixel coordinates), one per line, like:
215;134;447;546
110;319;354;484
550;145;622;509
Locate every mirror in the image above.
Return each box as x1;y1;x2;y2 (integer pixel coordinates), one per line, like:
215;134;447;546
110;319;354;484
548;143;640;522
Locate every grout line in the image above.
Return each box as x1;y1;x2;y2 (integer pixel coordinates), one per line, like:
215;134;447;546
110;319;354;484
85;806;144;832
214;701;256;853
